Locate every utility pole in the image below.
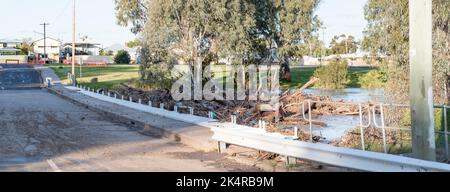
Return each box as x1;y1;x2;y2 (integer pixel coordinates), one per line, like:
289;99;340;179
40;23;50;63
409;0;436;161
71;0;76;84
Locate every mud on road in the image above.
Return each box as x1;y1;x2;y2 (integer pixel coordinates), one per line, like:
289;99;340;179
0;89;261;172
0;64;42;90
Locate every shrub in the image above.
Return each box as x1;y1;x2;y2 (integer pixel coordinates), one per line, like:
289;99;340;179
359;70;387;88
114;50;131;64
313;59;349;89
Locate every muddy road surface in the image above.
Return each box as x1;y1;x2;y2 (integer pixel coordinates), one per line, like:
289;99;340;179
0;65;259;172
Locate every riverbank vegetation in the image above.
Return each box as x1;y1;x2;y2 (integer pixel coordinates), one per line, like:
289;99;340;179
313;59;349;89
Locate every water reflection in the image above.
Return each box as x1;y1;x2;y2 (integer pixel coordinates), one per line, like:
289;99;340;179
303;88;384;103
300;88;385;140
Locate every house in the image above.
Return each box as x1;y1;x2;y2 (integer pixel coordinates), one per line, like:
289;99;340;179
0;39;22;49
0;39;28;64
104;44;140;63
61;42;101;56
32;37;62;63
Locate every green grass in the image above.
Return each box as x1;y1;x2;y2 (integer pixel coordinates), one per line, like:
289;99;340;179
46;64;140;90
281;67;373;89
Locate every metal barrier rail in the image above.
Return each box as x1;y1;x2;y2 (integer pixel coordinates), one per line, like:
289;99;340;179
73;84;450;169
212;124;450;172
301;100;450;161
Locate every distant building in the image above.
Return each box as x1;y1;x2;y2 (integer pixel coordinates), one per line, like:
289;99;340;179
61;42;101;57
32;37;62;63
0;47;20;55
104;44;140;63
0;39;22;49
0;39;28;63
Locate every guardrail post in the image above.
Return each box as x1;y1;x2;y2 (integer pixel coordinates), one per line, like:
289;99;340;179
160;103;165;109
286;156;297;165
189;107;194;115
148;101;152;107
218;142;228;153
174;106;178;113
138;99;142;104
129;97;133;102
45;77;52;87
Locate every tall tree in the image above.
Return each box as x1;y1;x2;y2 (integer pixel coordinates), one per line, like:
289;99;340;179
329;34;358;55
363;0;449;104
114;0;148;34
127;0;322;86
252;0;322;80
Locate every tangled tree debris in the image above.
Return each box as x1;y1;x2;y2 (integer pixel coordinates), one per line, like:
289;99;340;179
102;78;365;143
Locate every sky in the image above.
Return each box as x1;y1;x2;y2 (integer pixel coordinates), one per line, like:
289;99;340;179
0;0;368;47
317;0;368;46
0;0;136;47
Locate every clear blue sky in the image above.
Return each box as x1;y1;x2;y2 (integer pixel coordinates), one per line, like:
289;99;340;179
0;0;367;47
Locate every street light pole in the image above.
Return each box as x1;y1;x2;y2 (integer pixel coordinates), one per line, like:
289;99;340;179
409;0;436;161
71;0;76;84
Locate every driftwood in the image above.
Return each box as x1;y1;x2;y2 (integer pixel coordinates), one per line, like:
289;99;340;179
111;78;362;140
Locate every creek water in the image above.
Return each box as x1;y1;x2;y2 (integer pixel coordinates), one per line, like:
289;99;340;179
301;88;385;141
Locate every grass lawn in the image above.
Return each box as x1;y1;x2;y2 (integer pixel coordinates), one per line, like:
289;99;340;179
46;64;140;90
281;67;373;89
46;64;374;90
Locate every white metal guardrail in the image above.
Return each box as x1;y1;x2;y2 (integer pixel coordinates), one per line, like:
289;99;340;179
211;125;450;172
67;85;450;172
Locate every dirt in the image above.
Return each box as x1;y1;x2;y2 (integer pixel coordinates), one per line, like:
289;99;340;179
0;89;262;172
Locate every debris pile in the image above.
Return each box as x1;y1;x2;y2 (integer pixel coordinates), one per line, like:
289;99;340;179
335;127;412;154
108;79;362;141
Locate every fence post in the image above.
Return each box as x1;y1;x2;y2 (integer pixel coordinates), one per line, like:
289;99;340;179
308;100;313;142
359;104;366;151
380;104;388;154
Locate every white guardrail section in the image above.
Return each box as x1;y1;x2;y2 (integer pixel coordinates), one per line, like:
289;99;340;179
66;86;450;172
65;86;220;127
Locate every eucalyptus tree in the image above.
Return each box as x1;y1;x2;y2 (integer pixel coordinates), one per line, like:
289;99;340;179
114;0;148;34
363;0;449;104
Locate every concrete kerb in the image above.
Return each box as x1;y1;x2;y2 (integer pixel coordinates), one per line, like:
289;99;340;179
45;86;218;152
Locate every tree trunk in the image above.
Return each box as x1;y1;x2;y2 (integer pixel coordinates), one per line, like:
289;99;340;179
280;56;291;82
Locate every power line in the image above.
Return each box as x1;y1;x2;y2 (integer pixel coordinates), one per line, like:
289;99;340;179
50;0;72;25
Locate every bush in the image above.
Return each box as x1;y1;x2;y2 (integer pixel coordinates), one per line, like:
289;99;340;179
359;70;387;88
313;59;349;89
114;50;131;64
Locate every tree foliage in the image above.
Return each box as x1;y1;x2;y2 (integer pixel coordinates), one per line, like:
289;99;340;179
114;50;131;64
313;59;349;89
126;0;322;87
329;34;358;55
114;0;148;34
363;0;449;104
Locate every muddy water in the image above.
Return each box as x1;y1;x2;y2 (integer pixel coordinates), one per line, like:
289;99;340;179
304;88;384;103
302;88;385;141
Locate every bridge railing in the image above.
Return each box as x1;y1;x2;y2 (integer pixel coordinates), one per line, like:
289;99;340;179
301;100;449;161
